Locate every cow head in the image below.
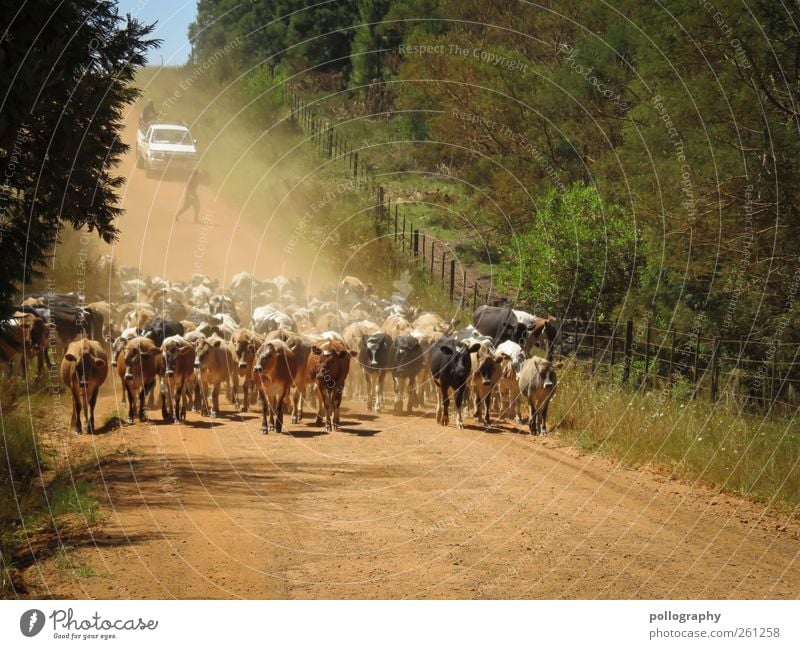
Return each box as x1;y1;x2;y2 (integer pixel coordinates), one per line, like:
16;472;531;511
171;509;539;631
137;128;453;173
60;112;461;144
475;345;501;387
194;336;223;369
311;344;356;381
123;339;162;381
162;338;194;376
65;346;106;388
438;341;481;376
361;332;389;368
232;333;257;369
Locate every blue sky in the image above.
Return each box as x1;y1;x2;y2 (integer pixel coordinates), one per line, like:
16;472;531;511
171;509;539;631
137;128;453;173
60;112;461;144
117;0;197;65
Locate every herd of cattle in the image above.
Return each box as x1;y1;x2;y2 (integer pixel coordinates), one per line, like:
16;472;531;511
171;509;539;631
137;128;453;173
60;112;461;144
1;272;561;437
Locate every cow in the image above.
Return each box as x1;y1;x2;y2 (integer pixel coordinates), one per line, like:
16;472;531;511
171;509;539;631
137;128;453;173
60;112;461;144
473;305;532;347
357;332;392;412
382;313;413;338
389;334;425;414
1;309;53;379
307;338;356;432
142;316;185;347
60;339;108;434
252;339;297;433
495;340;527;422
342;320;380;398
265;331;312;423
470;341;503;427
228;329;263;412
517;356;558;435
119;337;163;423
160;335;196;422
429;338;481;429
412;312;453;336
251;306;295;335
193;334;235;417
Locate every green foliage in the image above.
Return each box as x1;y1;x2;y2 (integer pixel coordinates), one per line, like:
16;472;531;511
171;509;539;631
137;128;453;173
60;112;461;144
0;1;158;308
497;184;638;319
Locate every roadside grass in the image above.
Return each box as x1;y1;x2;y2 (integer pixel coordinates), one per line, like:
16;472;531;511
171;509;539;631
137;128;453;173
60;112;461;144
549;360;800;512
0;382;104;596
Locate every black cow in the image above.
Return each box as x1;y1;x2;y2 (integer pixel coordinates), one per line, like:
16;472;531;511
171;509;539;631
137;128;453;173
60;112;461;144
22;305;104;355
209;294;240;324
429;337;481;429
358;332;393;412
141;316;185;347
389;334;425;414
473;305;533;346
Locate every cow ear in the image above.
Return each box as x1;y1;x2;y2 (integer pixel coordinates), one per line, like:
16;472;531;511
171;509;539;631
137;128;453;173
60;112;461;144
64;353;77;362
468;342;481;353
349;349;357;357
93;358;107;369
311;346;322;355
440;345;453;355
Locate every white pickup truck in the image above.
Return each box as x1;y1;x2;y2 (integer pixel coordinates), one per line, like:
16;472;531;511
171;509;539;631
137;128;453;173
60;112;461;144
135;121;198;176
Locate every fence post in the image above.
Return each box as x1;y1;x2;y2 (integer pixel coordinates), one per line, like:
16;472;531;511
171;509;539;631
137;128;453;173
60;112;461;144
401;214;406;252
353;151;358;178
591;319;597;375
710;336;720;402
449;259;456;302
430;242;435;274
610;321;616;367
327;125;333;157
461;270;467;306
668;329;675;383
473;283;478;309
622;319;633;384
422;233;426;264
573;319;579;357
692;333;700;399
413;229;419;257
394;205;398;241
644;319;651;388
441;252;446;285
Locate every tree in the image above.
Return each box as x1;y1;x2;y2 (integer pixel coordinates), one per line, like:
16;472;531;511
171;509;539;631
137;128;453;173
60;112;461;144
0;0;158;306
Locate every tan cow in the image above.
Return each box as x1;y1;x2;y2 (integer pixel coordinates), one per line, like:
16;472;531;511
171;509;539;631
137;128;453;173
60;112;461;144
193;334;235;417
382;314;413;338
342;320;380;399
60;339;108;434
470;342;503;427
119;337;163;423
160;335;196;422
517;356;558;435
228;328;263;412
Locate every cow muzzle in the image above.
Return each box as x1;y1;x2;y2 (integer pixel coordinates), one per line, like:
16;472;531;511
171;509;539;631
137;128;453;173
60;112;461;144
544;379;554;388
254;365;262;372
165;370;175;377
238;362;247;369
124;372;133;381
79;380;89;388
370;360;378;367
482;379;491;386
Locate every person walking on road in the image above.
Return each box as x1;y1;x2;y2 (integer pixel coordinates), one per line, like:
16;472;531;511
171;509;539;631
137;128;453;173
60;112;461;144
175;169;201;223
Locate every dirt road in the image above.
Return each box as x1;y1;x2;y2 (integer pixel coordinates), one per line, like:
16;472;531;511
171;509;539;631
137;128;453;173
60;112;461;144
24;110;800;600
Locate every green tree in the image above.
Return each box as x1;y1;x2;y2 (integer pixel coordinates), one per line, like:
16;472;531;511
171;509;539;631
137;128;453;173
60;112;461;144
0;0;157;306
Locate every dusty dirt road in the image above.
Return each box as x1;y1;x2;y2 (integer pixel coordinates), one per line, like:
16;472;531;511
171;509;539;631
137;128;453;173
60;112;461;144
23;111;800;600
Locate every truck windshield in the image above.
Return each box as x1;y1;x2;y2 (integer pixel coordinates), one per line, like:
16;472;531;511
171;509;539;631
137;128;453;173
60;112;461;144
151;129;192;145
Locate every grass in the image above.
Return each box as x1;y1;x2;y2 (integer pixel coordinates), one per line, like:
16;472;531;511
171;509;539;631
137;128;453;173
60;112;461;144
549;359;800;512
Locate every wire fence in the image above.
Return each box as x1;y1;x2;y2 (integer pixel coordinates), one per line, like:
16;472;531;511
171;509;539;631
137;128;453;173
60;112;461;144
286;87;800;416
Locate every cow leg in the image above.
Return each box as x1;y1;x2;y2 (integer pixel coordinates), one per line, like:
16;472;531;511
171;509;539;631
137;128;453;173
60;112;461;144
211;383;220;418
454;385;467;429
241;377;250;413
70;390;82;435
291;388;302;424
407;375;416;414
88;387;100;434
540;400;550;435
259;389;269;434
125;383;135;423
374;371;383;414
314;385;325;427
333;386;344;430
392;375;402;414
138;387;147;422
275;390;286;433
161;381;171;421
528;402;538;435
439;386;450;427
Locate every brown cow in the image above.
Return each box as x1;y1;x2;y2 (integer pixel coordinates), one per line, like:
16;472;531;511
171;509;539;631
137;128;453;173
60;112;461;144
228;328;263;412
60;338;108;434
307;339;356;432
193;334;235;417
470;342;503;427
160;335;196;422
119;337;163;423
266;330;312;423
253;339;298;434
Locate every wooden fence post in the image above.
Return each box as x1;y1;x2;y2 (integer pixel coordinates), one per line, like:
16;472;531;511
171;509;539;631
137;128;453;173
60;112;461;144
692;333;700;399
622;319;633;384
441;252;446;285
668;329;675;383
422;233;426;263
710;336;720;402
591;319;597;375
413;229;419;257
461;270;467;306
610;321;616;367
449;259;456;301
473;283;478;309
644;319;651;388
430;242;435;274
